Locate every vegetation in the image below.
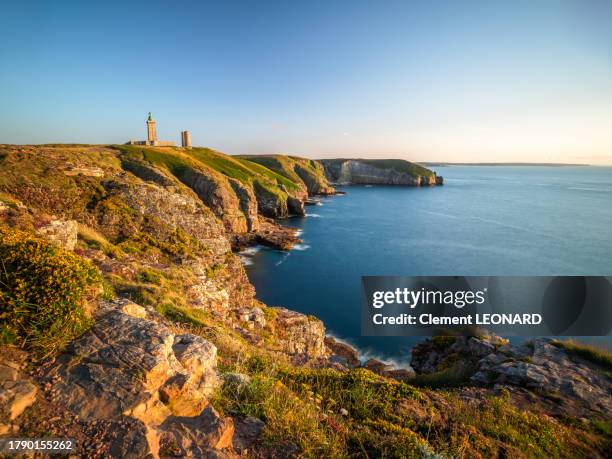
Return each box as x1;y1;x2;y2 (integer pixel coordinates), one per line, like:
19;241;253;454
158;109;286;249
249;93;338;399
116;145;302;194
0;144;607;458
551;339;612;370
0;228;100;356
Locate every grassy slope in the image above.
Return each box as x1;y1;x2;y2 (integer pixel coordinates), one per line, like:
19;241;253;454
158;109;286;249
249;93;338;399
116;145;303;203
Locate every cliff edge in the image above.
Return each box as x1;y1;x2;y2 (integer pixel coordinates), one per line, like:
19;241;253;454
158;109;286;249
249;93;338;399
0;144;608;459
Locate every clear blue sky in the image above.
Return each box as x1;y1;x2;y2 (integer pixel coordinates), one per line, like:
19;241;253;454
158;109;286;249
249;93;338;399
1;0;611;164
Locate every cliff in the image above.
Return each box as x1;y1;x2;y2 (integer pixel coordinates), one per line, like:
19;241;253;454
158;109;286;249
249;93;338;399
0;144;609;458
321;158;443;186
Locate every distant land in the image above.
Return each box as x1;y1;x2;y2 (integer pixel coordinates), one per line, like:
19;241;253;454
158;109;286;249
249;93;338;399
422;162;591;167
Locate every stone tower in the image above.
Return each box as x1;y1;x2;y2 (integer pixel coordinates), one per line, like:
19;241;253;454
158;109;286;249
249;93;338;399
181;130;192;148
146;112;157;144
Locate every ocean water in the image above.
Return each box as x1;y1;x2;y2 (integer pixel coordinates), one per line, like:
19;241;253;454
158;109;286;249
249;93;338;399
244;166;612;364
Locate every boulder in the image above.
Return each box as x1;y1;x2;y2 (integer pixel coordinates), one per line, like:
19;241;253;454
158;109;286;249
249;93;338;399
232;416;265;454
324;337;360;368
471;339;612;416
159;406;235;455
237;307;266;328
273;308;327;361
46;300;220;425
37;218;78;250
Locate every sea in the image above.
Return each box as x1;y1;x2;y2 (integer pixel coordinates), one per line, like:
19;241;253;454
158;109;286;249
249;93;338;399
243;166;612;365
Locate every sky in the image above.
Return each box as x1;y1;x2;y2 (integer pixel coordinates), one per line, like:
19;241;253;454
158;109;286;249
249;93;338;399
1;0;611;164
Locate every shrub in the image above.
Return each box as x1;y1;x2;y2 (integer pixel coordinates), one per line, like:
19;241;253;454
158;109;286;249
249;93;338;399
0;228;100;356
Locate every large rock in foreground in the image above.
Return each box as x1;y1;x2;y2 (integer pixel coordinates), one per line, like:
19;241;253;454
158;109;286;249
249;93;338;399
43;299;235;457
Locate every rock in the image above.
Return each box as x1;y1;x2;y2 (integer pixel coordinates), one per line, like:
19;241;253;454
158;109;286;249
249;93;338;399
324;337;360;368
255;218;300;251
467;337;496;357
37;218;78;250
46;300;220;424
294;163;336;195
469;339;612;416
187;278;230;315
232;416;265;453
112;181;231;256
0;364;37;421
273;308;327;360
237;307;266;328
172;334;219;399
182;167;249;233
384;368;416;381
339;408;349;416
64;166;104;177
222;373;251;392
107;417;154;459
321;159;441;187
229;179;259;231
287;197;306;216
253;181;289;218
363;359;395;374
411;335;506;375
159;405;235;455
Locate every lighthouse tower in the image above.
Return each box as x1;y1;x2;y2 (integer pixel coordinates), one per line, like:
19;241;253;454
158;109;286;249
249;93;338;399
146;112;157;145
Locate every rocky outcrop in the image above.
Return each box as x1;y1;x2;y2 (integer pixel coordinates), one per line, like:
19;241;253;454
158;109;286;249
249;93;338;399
229;178;259;231
471;339;612;417
325;337;360;368
273;308;327;361
321;159;442;186
293;163;336;195
36;218;78;250
286;196;306;216
42;299;233;456
181;167;248;233
411;335;612;418
252;181;289;218
112;181;231;256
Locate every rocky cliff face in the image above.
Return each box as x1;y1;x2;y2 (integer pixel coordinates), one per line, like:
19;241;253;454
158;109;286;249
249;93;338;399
1;144;608;459
321;159;443;186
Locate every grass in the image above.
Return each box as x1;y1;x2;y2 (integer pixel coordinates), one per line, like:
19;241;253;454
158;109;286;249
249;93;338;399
551;339;612;370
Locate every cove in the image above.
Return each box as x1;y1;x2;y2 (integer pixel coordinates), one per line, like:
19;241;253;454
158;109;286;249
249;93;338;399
244;165;612;363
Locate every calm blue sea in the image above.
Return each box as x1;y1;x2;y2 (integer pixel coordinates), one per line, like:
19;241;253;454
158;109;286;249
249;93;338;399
244;166;612;363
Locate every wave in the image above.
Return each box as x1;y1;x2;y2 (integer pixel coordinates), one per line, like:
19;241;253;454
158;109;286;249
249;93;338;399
293;243;310;251
306;213;321;218
326;333;413;369
240;246;261;256
239;256;253;266
275;252;291;266
568;186;612;192
295;229;304;237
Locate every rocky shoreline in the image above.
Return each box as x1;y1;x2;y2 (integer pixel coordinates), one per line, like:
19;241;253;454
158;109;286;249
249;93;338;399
1;144;609;458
